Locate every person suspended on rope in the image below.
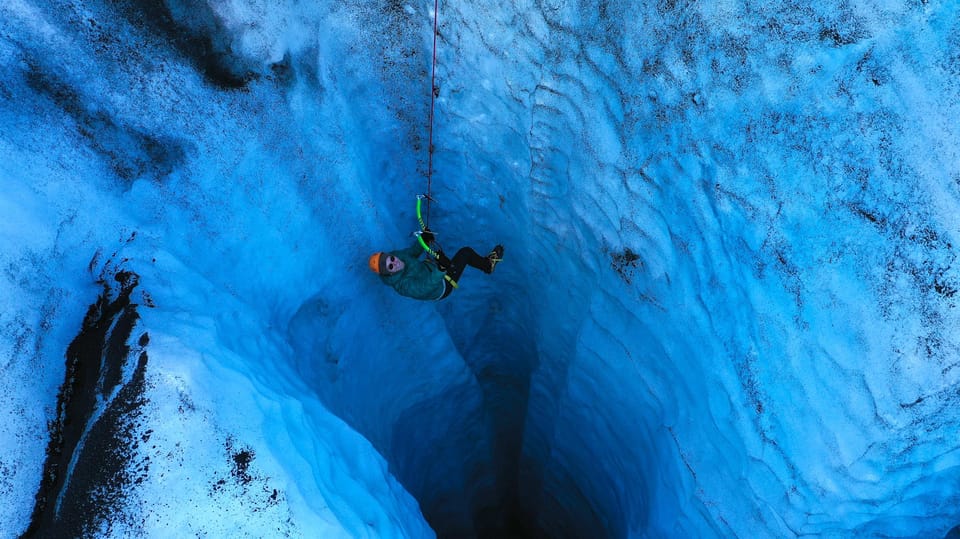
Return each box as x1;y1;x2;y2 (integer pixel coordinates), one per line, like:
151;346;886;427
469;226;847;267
368;5;501;301
368;228;504;301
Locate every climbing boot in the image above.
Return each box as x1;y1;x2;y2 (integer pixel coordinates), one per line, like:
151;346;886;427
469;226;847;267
486;245;504;273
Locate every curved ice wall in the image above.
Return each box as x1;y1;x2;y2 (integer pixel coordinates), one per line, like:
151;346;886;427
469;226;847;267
1;0;438;536
2;0;960;537
416;0;960;536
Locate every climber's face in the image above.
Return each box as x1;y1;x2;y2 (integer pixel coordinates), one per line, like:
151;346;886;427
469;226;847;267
385;255;404;274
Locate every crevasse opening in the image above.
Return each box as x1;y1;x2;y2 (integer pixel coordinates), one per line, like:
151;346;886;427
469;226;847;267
2;0;960;538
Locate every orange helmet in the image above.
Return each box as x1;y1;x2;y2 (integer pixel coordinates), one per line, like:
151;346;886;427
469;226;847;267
368;252;387;274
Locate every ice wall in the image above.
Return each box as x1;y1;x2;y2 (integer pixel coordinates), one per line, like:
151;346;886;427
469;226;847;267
432;0;960;536
1;0;438;536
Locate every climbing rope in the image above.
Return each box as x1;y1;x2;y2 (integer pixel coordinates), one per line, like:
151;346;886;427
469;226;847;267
415;195;440;259
424;0;440;228
413;0;443;262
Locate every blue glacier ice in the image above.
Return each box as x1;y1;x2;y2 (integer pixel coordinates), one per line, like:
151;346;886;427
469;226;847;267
2;0;960;537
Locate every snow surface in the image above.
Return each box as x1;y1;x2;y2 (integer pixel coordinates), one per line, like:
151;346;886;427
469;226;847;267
2;0;960;537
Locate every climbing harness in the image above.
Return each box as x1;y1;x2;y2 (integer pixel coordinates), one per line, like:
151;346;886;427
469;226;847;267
415;195;458;289
444;274;459;289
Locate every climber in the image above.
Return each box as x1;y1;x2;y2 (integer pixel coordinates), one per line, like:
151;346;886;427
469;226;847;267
368;230;504;301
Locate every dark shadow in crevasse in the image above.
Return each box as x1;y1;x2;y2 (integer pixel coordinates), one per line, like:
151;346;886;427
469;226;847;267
23;62;190;184
111;0;256;90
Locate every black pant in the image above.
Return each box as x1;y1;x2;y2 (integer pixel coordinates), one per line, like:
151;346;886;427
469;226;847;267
439;247;489;299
